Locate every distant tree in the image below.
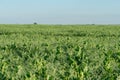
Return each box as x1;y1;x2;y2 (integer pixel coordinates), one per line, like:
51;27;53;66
91;24;95;25
33;22;37;25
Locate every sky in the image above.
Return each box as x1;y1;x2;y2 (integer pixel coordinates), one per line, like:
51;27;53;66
0;0;120;24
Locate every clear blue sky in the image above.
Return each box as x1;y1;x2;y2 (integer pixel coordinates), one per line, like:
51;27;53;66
0;0;120;24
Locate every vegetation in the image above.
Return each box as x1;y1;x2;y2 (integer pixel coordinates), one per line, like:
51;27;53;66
33;22;37;25
0;24;120;80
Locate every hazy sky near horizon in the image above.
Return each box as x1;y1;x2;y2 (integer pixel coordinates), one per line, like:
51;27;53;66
0;0;120;24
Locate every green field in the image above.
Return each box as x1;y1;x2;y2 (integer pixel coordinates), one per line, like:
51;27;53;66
0;24;120;80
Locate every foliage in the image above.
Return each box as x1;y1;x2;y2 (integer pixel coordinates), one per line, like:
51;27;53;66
0;24;120;80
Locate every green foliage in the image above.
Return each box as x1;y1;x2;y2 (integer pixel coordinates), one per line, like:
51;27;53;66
0;24;120;80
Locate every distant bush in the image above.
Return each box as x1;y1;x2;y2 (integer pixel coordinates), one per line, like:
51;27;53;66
33;22;37;25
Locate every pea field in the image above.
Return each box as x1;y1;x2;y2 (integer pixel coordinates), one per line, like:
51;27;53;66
0;24;120;80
